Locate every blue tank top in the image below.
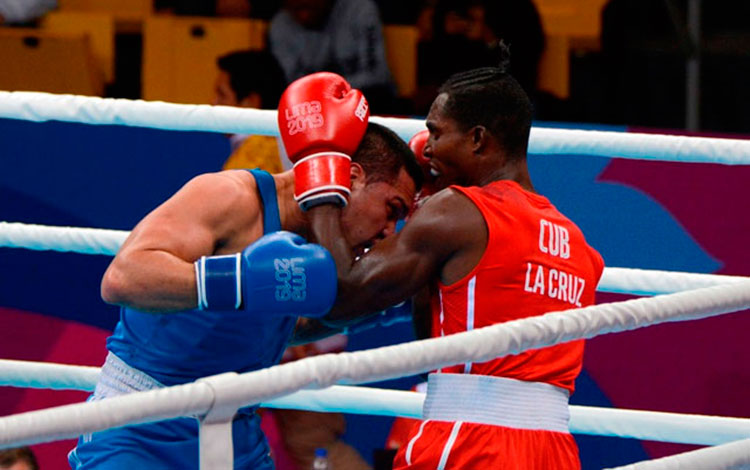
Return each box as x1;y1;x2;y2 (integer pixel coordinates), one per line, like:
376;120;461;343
107;170;297;386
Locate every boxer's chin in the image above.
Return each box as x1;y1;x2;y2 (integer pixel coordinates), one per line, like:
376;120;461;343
353;244;366;258
353;241;373;258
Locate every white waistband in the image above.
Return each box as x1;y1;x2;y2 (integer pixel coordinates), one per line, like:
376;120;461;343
93;352;164;400
93;352;256;418
423;373;571;433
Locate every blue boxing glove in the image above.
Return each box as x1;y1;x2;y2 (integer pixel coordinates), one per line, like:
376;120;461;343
194;231;337;317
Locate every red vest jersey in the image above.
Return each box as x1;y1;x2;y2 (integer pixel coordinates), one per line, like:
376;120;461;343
432;180;604;392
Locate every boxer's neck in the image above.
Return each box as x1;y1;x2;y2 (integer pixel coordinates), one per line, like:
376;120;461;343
274;170;311;239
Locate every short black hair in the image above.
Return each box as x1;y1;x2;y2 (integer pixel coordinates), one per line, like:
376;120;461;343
438;44;533;159
0;447;39;470
353;122;423;191
216;50;287;108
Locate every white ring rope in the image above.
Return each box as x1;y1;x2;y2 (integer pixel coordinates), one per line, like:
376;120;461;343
0;280;749;449
569;406;750;448
0;360;99;391
606;437;750;470
597;267;749;296
0;222;128;255
0;91;281;136
3;360;750;447
1;221;747;296
2;91;750;164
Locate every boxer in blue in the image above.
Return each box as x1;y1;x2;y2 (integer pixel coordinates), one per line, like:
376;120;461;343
68;74;422;469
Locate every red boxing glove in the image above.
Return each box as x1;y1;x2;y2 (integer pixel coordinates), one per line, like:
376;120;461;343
278;72;370;210
409;129;437;199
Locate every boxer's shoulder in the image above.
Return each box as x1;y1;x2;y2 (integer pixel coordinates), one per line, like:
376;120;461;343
178;171;265;252
191;170;261;209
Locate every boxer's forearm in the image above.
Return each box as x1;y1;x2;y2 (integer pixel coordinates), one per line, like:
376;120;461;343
307;205;376;324
308;205;356;277
101;249;198;313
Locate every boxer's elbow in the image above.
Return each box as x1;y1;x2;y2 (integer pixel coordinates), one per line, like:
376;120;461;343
101;261;136;306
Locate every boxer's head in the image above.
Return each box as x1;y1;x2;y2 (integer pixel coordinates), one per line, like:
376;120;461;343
0;446;38;470
284;0;334;29
342;123;422;255
423;53;533;189
213;50;286;109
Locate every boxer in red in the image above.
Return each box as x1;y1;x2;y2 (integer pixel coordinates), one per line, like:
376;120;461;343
303;46;605;469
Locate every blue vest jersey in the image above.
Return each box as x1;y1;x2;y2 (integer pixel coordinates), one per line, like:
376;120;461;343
107;169;296;386
70;170;284;470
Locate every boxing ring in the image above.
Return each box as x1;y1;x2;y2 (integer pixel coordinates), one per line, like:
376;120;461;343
2;91;750;469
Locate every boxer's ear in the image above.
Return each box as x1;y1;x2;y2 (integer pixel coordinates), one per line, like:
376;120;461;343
350;162;365;189
471;126;487;155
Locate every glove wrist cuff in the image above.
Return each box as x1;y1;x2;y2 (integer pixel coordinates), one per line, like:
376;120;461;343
292;151;351;167
297;192;348;211
293;152;352;211
195;254;242;311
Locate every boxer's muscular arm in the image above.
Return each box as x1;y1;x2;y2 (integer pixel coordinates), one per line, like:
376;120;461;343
101;171;259;312
310;189;479;326
290;289;431;345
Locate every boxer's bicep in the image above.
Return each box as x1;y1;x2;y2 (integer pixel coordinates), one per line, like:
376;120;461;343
102;173;255;311
126;173;251;260
359;199;456;292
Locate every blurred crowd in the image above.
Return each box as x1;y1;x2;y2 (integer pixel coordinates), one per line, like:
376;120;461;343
3;0;749;132
162;0;547;116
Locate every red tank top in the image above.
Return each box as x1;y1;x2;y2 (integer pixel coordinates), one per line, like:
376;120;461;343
432;180;604;392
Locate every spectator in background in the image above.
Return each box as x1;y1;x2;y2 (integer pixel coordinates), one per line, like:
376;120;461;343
414;0;497;113
599;0;682;128
482;0;545;104
0;447;39;470
212;49;290;172
413;0;545;114
600;1;750;132
0;0;56;25
268;0;398;114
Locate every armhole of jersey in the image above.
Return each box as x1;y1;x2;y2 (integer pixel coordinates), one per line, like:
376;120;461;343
247;169;282;234
438;186;496;290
